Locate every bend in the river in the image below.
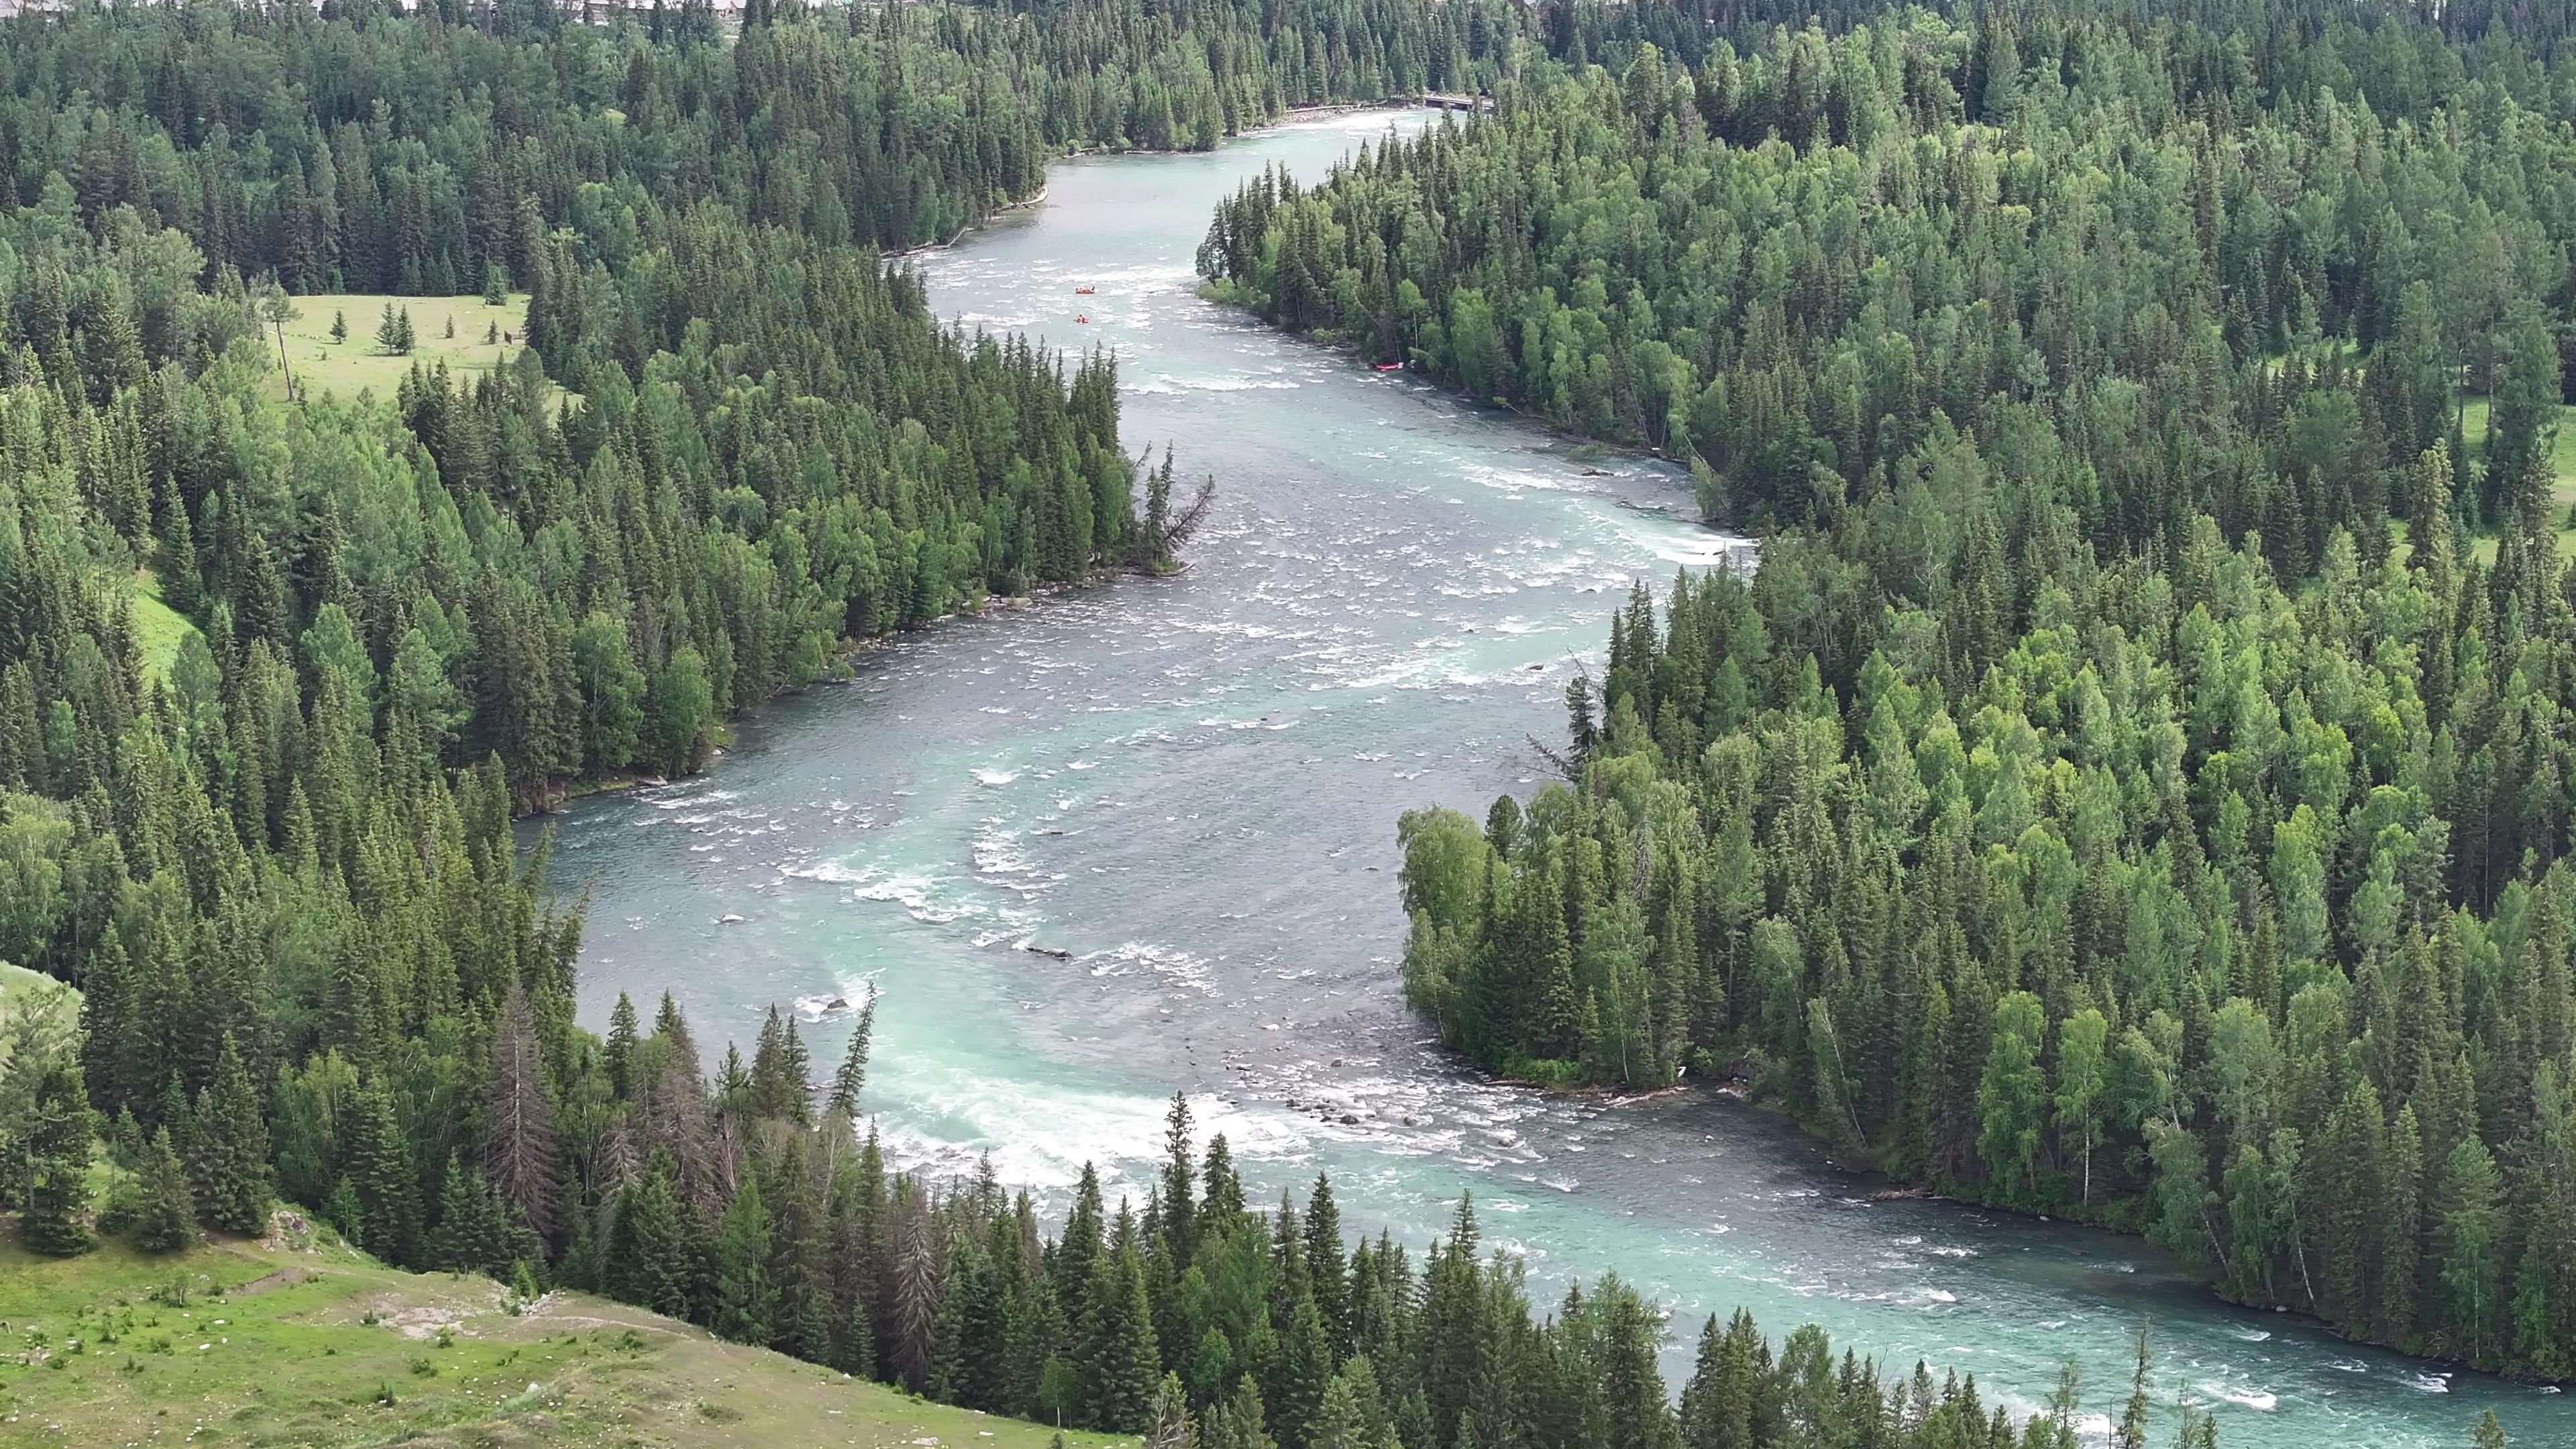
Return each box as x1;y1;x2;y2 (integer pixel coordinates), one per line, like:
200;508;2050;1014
543;111;2567;1448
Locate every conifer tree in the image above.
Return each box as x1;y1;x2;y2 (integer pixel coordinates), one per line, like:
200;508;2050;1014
483;977;559;1242
133;1125;198;1252
1080;1242;1161;1432
344;1079;419;1265
609;1157;694;1320
17;1057;97;1255
714;1176;777;1344
427;1156;517;1276
186;1033;271;1234
826;989;876;1126
1303;1174;1347;1352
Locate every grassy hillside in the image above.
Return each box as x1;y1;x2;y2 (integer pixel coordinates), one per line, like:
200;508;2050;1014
0;1230;1131;1449
128;568;199;685
0;963;76;1061
268;294;530;402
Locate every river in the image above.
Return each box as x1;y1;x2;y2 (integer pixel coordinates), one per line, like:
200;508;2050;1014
542;111;2567;1447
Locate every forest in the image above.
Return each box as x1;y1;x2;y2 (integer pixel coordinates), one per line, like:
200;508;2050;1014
0;0;2557;1443
0;2;2187;1448
1201;1;2576;554
1281;0;2576;1387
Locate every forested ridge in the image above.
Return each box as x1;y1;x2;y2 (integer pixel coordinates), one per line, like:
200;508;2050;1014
1289;0;2576;1389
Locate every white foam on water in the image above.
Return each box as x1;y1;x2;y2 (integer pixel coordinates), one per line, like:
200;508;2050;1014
973;767;1022;786
1081;941;1219;995
2198;1382;2278;1412
875;1082;1314;1200
782;860;868;885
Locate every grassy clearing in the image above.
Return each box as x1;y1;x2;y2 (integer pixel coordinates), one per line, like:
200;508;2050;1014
265;293;530;402
2453;394;2576;565
128;569;197;685
0;962;76;1064
0;1231;1132;1449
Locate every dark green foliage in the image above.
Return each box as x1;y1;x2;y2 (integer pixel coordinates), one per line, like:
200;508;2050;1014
1205;9;2576;566
13;1054;97;1256
132;1125;197;1252
715;1177;778;1346
186;1034;272;1234
376;304;415;357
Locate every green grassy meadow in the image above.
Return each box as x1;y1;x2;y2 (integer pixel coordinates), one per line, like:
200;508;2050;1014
266;294;531;402
0;1231;1131;1449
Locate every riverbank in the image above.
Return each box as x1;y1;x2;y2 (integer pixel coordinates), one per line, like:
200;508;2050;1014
902;99;1426;257
535;558;1195;815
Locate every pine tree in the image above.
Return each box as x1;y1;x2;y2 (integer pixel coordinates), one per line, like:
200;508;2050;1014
133;1125;198;1251
426;1156;515;1275
344;1080;419;1265
1080;1243;1161;1432
19;1059;97;1255
483;977;559;1242
1303;1174;1347;1353
608;1158;694;1320
186;1033;271;1234
714;1177;777;1345
826;989;876;1126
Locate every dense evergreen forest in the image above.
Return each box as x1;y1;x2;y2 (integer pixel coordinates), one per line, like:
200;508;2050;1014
1;0;1523;267
1201;3;2576;546
1260;0;2576;1389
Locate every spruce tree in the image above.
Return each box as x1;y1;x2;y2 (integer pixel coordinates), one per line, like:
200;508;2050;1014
1303;1174;1347;1352
713;1176;776;1344
1148;1371;1198;1449
19;1059;97;1255
825;989;876;1125
604;991;639;1099
427;1156;511;1275
609;1159;694;1320
1080;1244;1161;1432
133;1125;198;1251
482;977;559;1242
344;1080;418;1265
186;1033;272;1234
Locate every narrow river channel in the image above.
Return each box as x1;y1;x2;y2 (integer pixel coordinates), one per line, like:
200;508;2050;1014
541;111;2569;1448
